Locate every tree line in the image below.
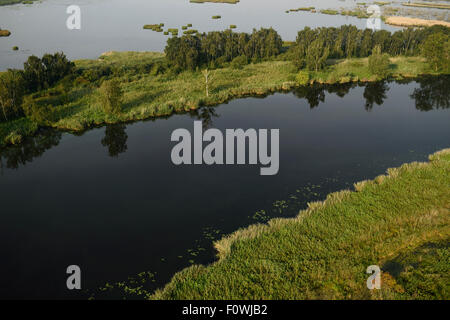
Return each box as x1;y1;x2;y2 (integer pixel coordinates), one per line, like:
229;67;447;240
1;25;449;125
164;25;449;73
164;28;283;70
0;52;74;122
289;25;450;71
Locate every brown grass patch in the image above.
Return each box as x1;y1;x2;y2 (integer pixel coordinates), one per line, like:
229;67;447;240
385;16;450;28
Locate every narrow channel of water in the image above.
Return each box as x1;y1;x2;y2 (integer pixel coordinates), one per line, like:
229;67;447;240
0;77;449;299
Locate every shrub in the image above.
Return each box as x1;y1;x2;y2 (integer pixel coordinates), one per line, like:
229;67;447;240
12;46;18;51
150;62;166;76
215;56;228;68
22;96;53;125
295;70;310;85
81;66;112;83
292;58;305;70
231;55;248;69
368;45;390;77
0;69;25;122
5;131;23;145
98;79;123;115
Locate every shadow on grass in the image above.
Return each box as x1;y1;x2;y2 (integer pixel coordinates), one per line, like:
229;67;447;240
212;82;238;94
122;89;167;112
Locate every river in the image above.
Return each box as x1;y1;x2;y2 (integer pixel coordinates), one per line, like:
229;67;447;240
0;76;449;299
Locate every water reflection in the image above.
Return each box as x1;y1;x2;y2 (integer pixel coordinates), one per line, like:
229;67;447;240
412;76;450;112
0;130;61;171
101;124;128;158
189;106;220;129
0;75;449;299
1;77;448;169
326;82;355;98
292;85;325;108
364;82;389;111
292;81;390;110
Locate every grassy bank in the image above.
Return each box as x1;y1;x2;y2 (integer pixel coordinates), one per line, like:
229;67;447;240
0;0;36;6
0;52;442;147
152;149;450;299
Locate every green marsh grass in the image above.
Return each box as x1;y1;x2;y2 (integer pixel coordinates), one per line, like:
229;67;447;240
0;29;11;37
152;149;450;299
0;52;438;147
320;9;339;15
143;24;164;32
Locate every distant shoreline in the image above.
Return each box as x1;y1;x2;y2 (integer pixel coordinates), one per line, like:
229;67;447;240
385;16;450;28
0;51;446;148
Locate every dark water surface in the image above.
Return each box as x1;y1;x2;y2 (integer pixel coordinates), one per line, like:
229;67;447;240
0;77;449;299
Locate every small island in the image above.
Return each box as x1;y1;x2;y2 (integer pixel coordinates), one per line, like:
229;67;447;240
0;0;37;6
0;28;11;37
190;0;239;3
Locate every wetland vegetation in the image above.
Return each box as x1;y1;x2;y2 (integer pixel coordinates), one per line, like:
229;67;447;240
0;0;36;5
402;2;450;10
286;1;450;27
0;28;11;37
1;0;449;302
0;25;449;148
152;149;450;299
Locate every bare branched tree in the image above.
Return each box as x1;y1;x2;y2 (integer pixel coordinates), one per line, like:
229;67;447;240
202;69;214;97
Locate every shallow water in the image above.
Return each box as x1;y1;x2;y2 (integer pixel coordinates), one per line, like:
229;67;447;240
0;0;404;70
0;76;449;299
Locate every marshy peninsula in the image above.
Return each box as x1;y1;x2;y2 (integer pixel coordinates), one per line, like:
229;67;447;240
0;0;449;301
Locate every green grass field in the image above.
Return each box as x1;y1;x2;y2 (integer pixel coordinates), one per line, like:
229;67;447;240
0;0;36;6
0;52;440;147
152;149;450;300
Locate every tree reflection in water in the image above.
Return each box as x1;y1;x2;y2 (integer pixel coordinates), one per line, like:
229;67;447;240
326;82;354;98
101;124;128;158
1;76;447;170
292;84;326;108
0;130;61;172
411;76;450;112
189;106;220;129
363;81;389;111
